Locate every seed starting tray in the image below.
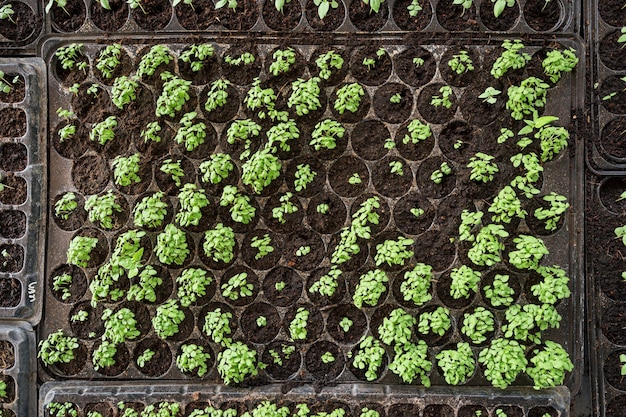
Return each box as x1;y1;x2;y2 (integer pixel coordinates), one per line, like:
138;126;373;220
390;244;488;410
0;322;37;417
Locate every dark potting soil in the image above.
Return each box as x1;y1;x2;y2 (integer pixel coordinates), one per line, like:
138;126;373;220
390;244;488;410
262;266;303;307
305;0;345;31
305;340;345;381
328;155;369;198
215;0;258;30
133;337;172;376
599;31;626;71
0;340;14;369
175;0;217;30
326;303;367;344
417;83;458;125
0;244;23;273
262;0;302;31
71;83;112;124
459;82;504;126
348;0;388;31
388;403;420;417
527;407;558;417
240;302;280;344
241;230;284;271
0;1;39;41
416;156;456;199
373;83;413;124
437;120;482;164
52;123;90;160
84;401;115;417
221;46;262;86
435;0;478;31
601;303;626;345
132;0;172;30
306;191;347;234
392;0;431;30
0;142;26;172
479;1;520;31
308;47;350;86
0;108;26;137
91;0;129;31
600;117;626;160
350;47;392;87
423;404;454;417
69;300;105;340
393;192;434;236
607;395;626;417
598;0;626;27
283;230;325;272
599;76;626;115
154;155;196;196
523;0;561;31
55;56;89;87
0;74;25;103
351;119;389;161
50;0;86;32
413;229;456;273
395;47;435;88
372;157;413;198
0;277;20;306
261;340;301;380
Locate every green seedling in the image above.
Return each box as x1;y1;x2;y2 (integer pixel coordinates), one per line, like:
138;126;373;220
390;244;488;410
362;0;385;13
176;183;209;227
316;203;330;214
389;341;431;386
375;236;414;267
352;336;385;381
177;344;210;376
542;48;578;83
156;72;192;118
431;161;452;184
289;307;310;340
407;0;422;16
353;269;388;308
0;5;15;24
203;307;233;346
71;310;88;322
153;299;185;339
155;224;189;266
133;192;168;229
348;173;362;185
85;191;122;230
204;79;231;113
436;342;475;385
160;159;185;187
431;85;453;109
55;192;78;220
311;119;345;151
220;185;256;224
251;234;274;260
288;77;322;116
53;273;73;301
526;340;573;389
136;349;155;368
377;307;415;345
450;265;481;299
492;0;514;18
491;40;531;79
179;44;214;72
66;235;98;267
296;246;310;257
221;272;253;300
203;223;236;264
315;50;344;79
313;0;338;19
90;116;117;145
448;50;474;74
339;317;353;332
269;48;296;76
177;268;212;307
334;83;364;114
403;119;432;144
309;267;341;297
461;307;495;344
478;86;501;104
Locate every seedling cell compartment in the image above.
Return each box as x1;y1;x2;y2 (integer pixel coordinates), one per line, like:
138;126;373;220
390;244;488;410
39;381;572;417
0;0;44;55
39;34;584;395
0;322;38;417
0;58;46;325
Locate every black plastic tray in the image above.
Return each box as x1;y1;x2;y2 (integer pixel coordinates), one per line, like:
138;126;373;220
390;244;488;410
0;0;44;55
0;321;37;417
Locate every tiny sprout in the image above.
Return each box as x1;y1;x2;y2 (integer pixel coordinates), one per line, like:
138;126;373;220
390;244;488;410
256;316;267;327
69;83;80;95
454;140;464;149
56;107;75;121
71;310;89;322
86;84;99;97
478;86;501;104
321;351;335;363
349;173;362;185
296;246;311;257
339;317;353;332
376;48;386;58
363;57;376;71
275;281;286;291
410;208;424;217
431;162;452;184
618;191;626;202
0;4;15;23
407;0;422;16
390;93;401;104
390;161;404;176
413;57;425;67
384;138;395;149
317;203;329;214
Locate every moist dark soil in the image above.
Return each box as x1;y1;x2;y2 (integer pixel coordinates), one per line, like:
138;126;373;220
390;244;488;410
417;83;458;125
91;0;129;31
215;0;258;30
52;340;88;375
350;47;392;86
0;1;39;41
50;0;86;32
49;264;88;303
350;193;391;235
283;230;325;271
351;119;389;161
240;302;281;344
389;403;420;417
459;81;504;126
71;83;112;123
395;47;435;88
305;0;345;31
328;155;369;197
606;395;626;417
599;31;626;71
53;123;90;160
393;192;434;235
440;48;479;88
261;340;301;380
392;0;432;30
416;156;456;199
599;76;626;115
69;300;105;340
598;0;626;26
0;142;27;171
326;303;367;344
601;304;626;345
305;340;345;380
523;0;562;31
262;0;302;31
262;266;303;307
348;0;388;31
84;401;115;417
413;229;456;272
0;107;26;137
422;405;453;417
528;407;557;417
0;277;20;306
436;0;478;31
0;244;23;273
0;340;14;369
282;304;324;343
600;117;626;160
373;83;413;124
262;193;305;234
372;156;413;198
175;0;217;30
479;1;520;31
241;230;284;271
132;0;172;30
306;191;347;234
437;120;482;164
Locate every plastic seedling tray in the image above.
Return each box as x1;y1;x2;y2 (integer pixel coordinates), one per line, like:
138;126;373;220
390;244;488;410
40;381;572;417
42;0;579;35
0;322;37;417
0;0;44;55
39;33;583;396
0;58;46;325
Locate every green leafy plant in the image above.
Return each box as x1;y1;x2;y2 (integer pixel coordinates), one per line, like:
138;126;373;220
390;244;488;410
334;83;365;114
242;147;282;194
156;72;192;118
489;185;526;224
177;343;210;376
47;402;78;417
618;26;626;48
320;351;335;364
430;85;453;109
221;272;253;300
430;161;452;184
352;336;385;381
436;342;475;385
389;93;402;104
316;50;344;79
217;341;262;384
362;0;385;13
161;159;185;187
309;267;341;297
353;269;388;308
203;223;236;264
155;224;189;266
468;153;498;183
491;40;531;79
226;119;261;160
374;236;414;267
349;173;362;184
204;79;231;113
133;192;168;229
153;299;185;339
400;263;433;306
92;340;117;370
177;268;212;307
468;224;509;267
507;77;549;120
71;310;88;322
85;191;122;230
199;153;233;185
534;193;569;231
407;0;422;16
461;307;495;344
179;44;214;72
450;265;481;299
55;192;78;220
484;273;515;307
66;235;98;267
317;203;330;214
272;193;298;224
137;45;171;78
269;48;296;76
136;349;155;368
478;338;527;389
452;0;472;13
378;307;415;345
38;330;79;366
526;340;573;389
127;265;162;303
542;48;578;83
289;307;310;340
53;273;73;301
532;265;571;304
389;341;431;386
339;317;353;332
448;50;474;74
0;4;15;23
256;316;267;327
203;307;233;346
288;77;322;116
389;160;404;176
176;183;209;227
502;303;561;344
140;121;162;143
112;153;141;187
403;119;432;144
251;234;274;260
418;306;451;336
508;234;548;270
267;120;300;152
174;112;206;152
54;43;84;70
58;123;77;142
220;185;256;224
96;44;122;79
478;86;502;104
102;307;140;343
491;0;514;17
294;164;317;192
311;119;345;150
459;209;483;242
621;354;626;376
90;116;117;145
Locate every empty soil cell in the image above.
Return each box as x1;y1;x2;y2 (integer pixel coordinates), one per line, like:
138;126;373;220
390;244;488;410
0;210;25;238
215;0;257;30
262;266;303;307
175;0;217;30
71;155;111;195
607;395;626;417
599;0;626;27
0;108;26;138
305;0;345;31
0;277;20;307
262;0;302;31
600;31;626;71
602;304;626;345
90;0;129;31
49;0;85;31
0;340;14;369
0;1;39;41
240;302;281;344
0;74;25;104
523;0;562;31
601;117;626;160
131;0;172;30
0;142;27;172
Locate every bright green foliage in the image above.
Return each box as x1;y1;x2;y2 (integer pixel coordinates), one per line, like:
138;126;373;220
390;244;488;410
177;268;212;307
468;224;509;267
127;266;162;303
484;274;515;307
418;306;451;336
389;93;402;104
621;354;626;376
468;152;498;183
38;330;79;366
221;272;253;300
508;234;548;270
316;50;344;80
53;273;73;301
179;44;214;72
317;203;329;214
491;0;514;17
450;265;481;299
55;192;78;220
244;402;289;417
507;77;549;120
140;121;162;143
267;344;295;366
352;336;385;381
534;193;569;231
289;307;310;340
269;48;296;76
389;341;431;386
362;0;385;13
448;50;474;74
403;119;432;144
510;152;543;198
430;86;453;109
321;351;335;364
111;76;138;109
245;79;284;121
133;192;168;229
224;52;255;65
353;269;388;308
87;411;104;417
267;120;300;152
156;72;192;118
177;344;210;376
498;127;514;143
55;43;84;70
112;153;141;187
410;207;424;217
389;161;404;175
203;307;233;346
141;402;181;417
205;79;231;113
452;0;472;13
378;308;415;345
85;191;122;229
503;303;561;344
374;236;414;267
153;299;185;339
339;317;353;332
309;267;341;297
0;4;15;23
436;342;475;385
217;341;261;384
188;407;238;417
526;340;573;389
479;338;527;389
176;183;209;227
396;266;432;309
251;234;274;260
226;119;261;160
199;153;233;185
90;116;117;145
311;119;345;150
458;209;483;242
137;45;171;78
118;403;139;417
220;185;256;224
489;186;527;224
102;307;140;344
288;77;322;116
431;161;452;184
542;48;578;83
407;0;422;16
256;316;266;327
332;196;380;264
517;115;569;161
203;223;236;264
71;310;88;322
66;235;98;267
242;147;282;194
294;164;317;192
491;40;531;79
58;124;77;142
461;307;495;344
47;402;78;417
92;340;117;370
334;83;364;114
155;224;189;266
532;265;571;304
272;193;298;224
478;86;502;104
96;43;122;79
174;112;206;152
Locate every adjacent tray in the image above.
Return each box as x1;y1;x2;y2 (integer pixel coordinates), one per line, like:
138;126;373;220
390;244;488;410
0;321;37;417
